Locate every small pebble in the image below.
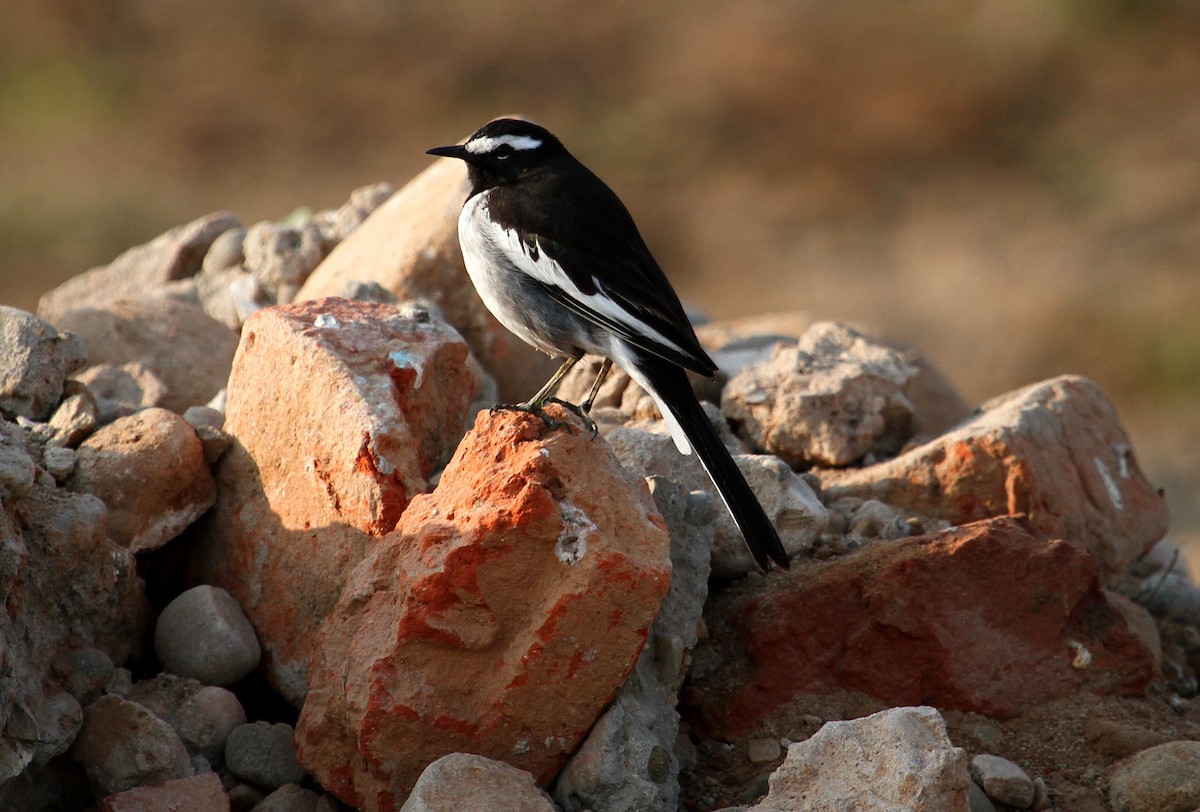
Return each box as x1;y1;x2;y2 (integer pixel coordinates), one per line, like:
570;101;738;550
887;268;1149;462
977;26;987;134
228;782;267;812
225;721;308;791
747;737;782;764
1031;777;1050;811
55;647;113;704
968;780;998;812
252;783;320;812
970;753;1035;808
41;445;76;480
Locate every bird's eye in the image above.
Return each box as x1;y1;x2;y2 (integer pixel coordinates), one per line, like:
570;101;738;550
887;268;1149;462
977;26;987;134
494;144;515;160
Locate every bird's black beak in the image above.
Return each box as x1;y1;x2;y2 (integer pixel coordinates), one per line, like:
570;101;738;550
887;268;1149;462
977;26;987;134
426;144;470;161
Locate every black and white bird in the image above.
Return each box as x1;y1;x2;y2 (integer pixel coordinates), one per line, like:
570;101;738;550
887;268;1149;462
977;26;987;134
427;118;789;572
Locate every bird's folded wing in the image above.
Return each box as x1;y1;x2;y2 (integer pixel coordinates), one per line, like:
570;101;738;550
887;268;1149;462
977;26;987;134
490;221;716;376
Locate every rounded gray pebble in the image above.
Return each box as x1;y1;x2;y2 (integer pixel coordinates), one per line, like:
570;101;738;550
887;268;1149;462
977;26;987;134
225;721;307;791
155;585;261;686
970;754;1035;808
57;647;113;704
252;783;320;812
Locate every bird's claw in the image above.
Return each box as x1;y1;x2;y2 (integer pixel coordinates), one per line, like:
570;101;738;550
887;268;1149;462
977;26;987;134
546;397;599;439
490;401;572;433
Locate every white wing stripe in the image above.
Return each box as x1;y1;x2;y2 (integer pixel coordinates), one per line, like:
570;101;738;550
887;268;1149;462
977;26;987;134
476;203;691;362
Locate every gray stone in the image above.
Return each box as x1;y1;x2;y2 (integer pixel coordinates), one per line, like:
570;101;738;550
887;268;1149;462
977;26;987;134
253;783;321;812
1108;740;1200;812
970;754;1034;808
0;306;87;421
30;688;82;765
45;381;98;447
74;361;169;424
41;445;76;481
228;782;267;811
339;280;401;304
69;694;194;796
196;265;260;330
0;419;36;500
605;424;825;577
553;477;712;812
401;752;555;812
155;585;261;686
723;320;918;467
313;182;395;245
202;225;247;273
968;781;997;812
128;673;247;764
752;706;970;811
55;647;114;705
38;212;242;324
184;405;231;464
243;220;328;305
225;721;307;791
748;738;782;764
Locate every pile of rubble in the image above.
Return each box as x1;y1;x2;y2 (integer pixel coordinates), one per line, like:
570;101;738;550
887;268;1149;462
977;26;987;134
1;157;1197;812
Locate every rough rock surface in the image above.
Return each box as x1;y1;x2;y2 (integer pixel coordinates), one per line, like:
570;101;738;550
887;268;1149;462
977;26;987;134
817;375;1169;579
126;675;247;765
224;721;307;791
723;320;919;467
0;306;87;420
605;423;826;577
37;212;242;325
0;465;146;786
399;753;556;812
70;694;194;796
553;477;715;811
695;518;1158;739
73;362;169;424
296;406;672;811
69;408;216;552
751;706;970;812
297;154;559;403
1107;740;1200;812
189;298;473;703
52;296;239;414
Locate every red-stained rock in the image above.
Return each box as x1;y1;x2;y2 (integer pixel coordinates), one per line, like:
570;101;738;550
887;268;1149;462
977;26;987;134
297;153;559;403
189;298;474;703
816;375;1168;580
693;518;1158;741
98;772;229;812
295;406;672;812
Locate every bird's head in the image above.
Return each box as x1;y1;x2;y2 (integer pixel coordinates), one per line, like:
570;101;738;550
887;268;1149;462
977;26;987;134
427;118;563;185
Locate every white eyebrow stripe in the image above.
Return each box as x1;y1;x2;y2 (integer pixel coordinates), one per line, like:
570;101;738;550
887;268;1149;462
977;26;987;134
465;134;543;154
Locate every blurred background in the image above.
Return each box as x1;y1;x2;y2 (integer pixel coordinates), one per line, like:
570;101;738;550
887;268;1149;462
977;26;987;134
2;0;1198;564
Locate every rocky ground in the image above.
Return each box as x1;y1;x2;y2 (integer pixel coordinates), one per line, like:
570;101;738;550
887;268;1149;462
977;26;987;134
1;156;1199;812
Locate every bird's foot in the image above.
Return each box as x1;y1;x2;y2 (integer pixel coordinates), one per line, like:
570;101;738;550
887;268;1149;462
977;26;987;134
546;397;598;439
490;401;572;433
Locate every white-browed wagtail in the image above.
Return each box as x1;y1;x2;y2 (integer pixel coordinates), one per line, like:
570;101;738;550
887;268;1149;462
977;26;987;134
427;118;789;571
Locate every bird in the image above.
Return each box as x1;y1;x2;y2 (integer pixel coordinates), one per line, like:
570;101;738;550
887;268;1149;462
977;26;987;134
427;118;789;572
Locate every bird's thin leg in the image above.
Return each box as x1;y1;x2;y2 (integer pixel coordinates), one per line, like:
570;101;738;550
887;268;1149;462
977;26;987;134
579;358;613;414
491;355;581;431
542;357;613;440
546;356;616;440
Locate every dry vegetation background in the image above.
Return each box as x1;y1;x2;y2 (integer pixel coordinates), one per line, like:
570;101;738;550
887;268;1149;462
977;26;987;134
2;1;1198;563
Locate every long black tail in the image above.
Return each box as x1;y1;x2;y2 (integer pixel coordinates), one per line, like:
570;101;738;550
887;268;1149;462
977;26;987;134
637;357;790;572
